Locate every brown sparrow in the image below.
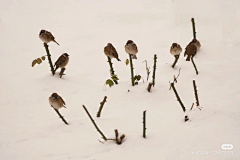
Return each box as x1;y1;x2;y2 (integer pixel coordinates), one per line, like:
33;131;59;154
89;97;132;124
49;93;66;110
170;43;182;59
104;43;121;61
184;43;197;61
54;53;69;72
39;30;60;45
186;38;201;51
125;40;138;59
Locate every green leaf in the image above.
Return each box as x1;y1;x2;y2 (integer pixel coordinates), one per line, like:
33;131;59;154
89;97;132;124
125;59;129;65
41;56;46;61
32;59;37;67
134;75;141;81
111;74;119;81
106;79;114;87
36;58;42;64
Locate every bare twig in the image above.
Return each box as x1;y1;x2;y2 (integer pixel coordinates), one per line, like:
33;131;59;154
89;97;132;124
169;68;181;90
191;57;198;75
44;43;55;75
82;105;107;141
172;55;179;68
147;82;153;92
190;103;195;111
170;83;186;112
152;54;157;87
143;110;147;138
142;60;151;81
193;80;200;106
96;96;107;117
53;108;69;125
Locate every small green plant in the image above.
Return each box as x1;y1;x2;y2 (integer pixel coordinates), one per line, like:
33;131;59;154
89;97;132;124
105;74;119;88
134;75;142;84
32;56;46;67
32;43;55;75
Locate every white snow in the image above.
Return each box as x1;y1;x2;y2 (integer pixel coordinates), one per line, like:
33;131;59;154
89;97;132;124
0;0;240;159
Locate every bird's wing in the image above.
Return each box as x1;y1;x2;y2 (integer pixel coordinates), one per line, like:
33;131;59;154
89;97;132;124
45;31;55;40
109;44;118;55
55;54;66;67
58;95;66;105
132;43;138;53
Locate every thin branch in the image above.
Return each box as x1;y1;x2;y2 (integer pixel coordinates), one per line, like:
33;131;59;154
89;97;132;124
190;103;194;111
172;55;179;68
191;57;198;75
129;54;135;86
191;18;196;39
44;43;55;75
53;108;69;125
152;54;157;87
143;110;147;138
108;57;118;84
82;105;107;141
193;80;200;106
170;83;186;112
97;96;107;117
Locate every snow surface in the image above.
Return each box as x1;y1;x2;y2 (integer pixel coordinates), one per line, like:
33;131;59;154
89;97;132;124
0;0;240;159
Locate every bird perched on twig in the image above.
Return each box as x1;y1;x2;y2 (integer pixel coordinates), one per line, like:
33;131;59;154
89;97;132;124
54;53;69;77
39;29;60;45
49;93;66;110
170;43;182;59
189;38;201;50
104;43;121;61
125;40;138;59
185;43;197;61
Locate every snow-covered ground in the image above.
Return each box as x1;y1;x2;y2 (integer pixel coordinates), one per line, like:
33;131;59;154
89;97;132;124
0;0;240;159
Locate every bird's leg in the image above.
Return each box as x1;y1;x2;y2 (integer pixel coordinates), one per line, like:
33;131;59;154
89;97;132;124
60;68;66;78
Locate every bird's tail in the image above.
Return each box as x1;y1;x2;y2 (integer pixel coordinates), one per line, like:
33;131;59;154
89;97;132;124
186;56;190;61
53;40;60;46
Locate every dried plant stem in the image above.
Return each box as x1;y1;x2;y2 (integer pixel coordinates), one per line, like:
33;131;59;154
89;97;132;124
143;110;147;138
147;82;153;92
44;43;55;75
191;57;198;75
82;105;107;141
129;54;135;86
193;80;200;106
107;57;118;84
172;55;179;68
170;83;186;112
53;108;69;125
191;18;196;39
190;103;194;111
115;129;125;145
152;54;157;86
96;96;107;117
142;60;151;81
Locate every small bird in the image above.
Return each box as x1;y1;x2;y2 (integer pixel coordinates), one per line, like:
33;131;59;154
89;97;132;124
125;40;138;59
39;29;60;45
170;43;182;59
104;43;121;61
185;39;201;52
185;43;197;61
49;93;66;110
54;53;69;72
